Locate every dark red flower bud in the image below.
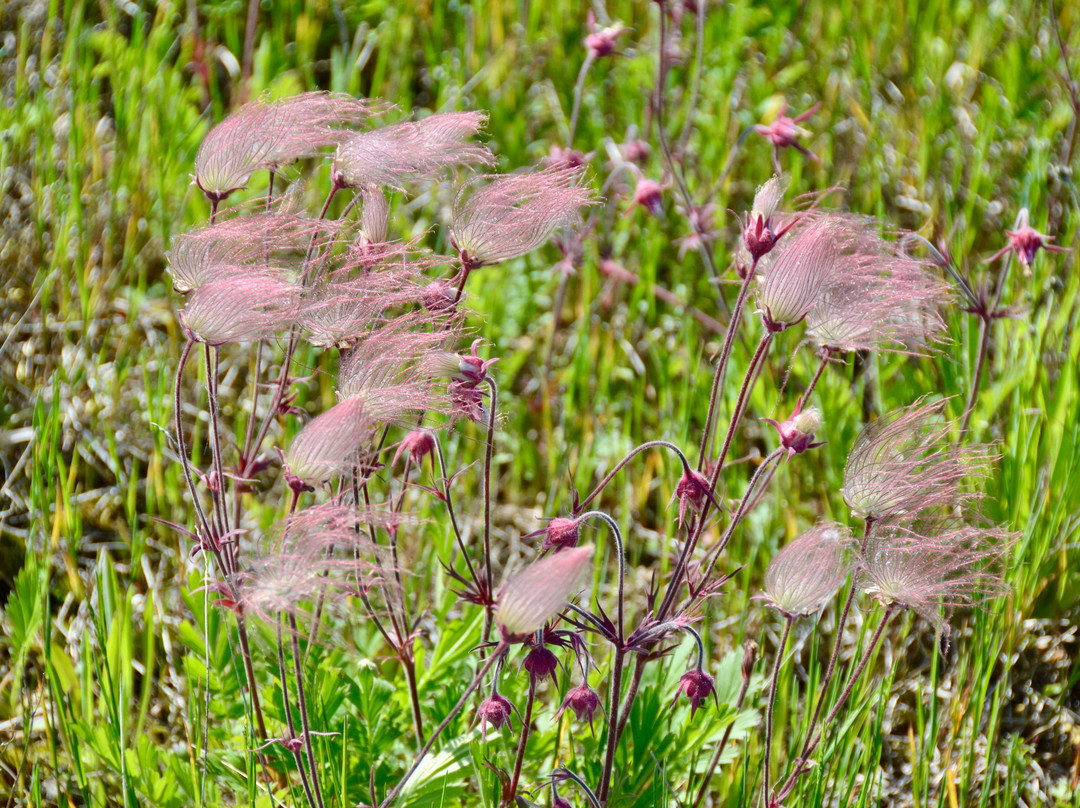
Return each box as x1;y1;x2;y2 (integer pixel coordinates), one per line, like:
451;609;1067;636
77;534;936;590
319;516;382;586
393;429;437;467
762;400;825;460
528;517;581;552
476;691;514;742
523;646;560;687
556;682;603;732
672;668;716;718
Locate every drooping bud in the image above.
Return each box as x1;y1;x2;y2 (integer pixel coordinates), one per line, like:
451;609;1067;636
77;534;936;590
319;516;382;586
476;691;514;743
524;517;581;552
392;429;436;468
741;639;758;681
671;668;717;718
762;400;825;460
555;682;603;733
523;645;560;687
631;176;665;219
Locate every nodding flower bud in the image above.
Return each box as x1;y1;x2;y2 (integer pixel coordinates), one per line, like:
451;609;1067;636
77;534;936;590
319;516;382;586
524;517;582;552
457;340;499;384
670;468;717;529
741;640;758;681
584;10;627;59
392;430;436;467
671;668;717;718
631;176;666;219
556;682;603;732
476;691;514;743
523;645;560;687
553;798;573;808
762;400;825;460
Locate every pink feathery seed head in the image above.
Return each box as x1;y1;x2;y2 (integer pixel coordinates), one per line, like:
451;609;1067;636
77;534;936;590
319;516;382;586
495;545;594;641
476;690;515;743
178;274;299;345
450;164;597;269
762;399;825;460
523;644;560;688
555;682;603;732
283;396;377;486
194;92;376;203
842;398;992;522
753;99;821;164
584;10;628;59
331;110;493;190
755;216;856;333
392;429;437;468
421;279;458;312
671;668;717;719
524;517;582;552
757;524;854;619
986;207;1069;267
806;234;952;355
359;184;390;245
860;520;1011;646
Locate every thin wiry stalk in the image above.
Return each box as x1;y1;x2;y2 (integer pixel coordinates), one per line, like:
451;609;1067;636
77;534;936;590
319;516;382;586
793;518;873;767
597;647;626;806
481;377;499;641
692;664;754;808
433;434;482;593
697;263;758;471
568;53;596;146
576;440;695;514
276;617;318;808
204;345;229;541
578;511;626;641
960;315;990;437
762;617;792;807
508;679;538;803
802;347;832;404
545;269;571;379
380;643;508;807
174;339;212;541
774;606;895;805
289;613;325;808
677;0;707;156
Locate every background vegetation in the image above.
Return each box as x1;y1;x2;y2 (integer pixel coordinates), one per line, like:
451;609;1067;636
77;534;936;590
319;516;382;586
1;0;1078;805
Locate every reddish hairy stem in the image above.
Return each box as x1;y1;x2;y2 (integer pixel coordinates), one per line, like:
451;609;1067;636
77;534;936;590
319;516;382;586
276;617;318;808
597;647;626;806
567;53;596;147
762;617;793;807
774;606;895;805
507;680;537;804
803;347;831;404
288;613;325;808
480;377;499;645
691;666;753;808
381;643;508;807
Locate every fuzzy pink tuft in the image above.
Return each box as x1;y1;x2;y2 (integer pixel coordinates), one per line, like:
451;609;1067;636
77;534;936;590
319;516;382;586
758;524;854;619
495;545;594;640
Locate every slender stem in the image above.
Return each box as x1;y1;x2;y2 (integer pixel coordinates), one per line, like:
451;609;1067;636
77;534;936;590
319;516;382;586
597;647;626;806
233;339;264;529
613;653;644;745
289;613;325;808
697;266;757;472
959;315;989;437
794;518;873;767
174;339;212;540
774;606;895;805
803;348;831;404
453;265;471;304
433;435;482;593
276;617;317;808
676;0;706;156
578;511;626;641
691;666;753;808
567;53;596;147
507;680;537;804
380;643;508;807
481;377;499;641
545;269;572;379
576;440;693;515
402;655;426;748
696;448;783;587
762;618;793;807
204;345;229;541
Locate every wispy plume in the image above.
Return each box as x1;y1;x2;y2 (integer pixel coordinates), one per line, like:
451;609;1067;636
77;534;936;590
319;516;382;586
495;545;594;640
178;274;299;345
450;165;597;270
757;524;854;619
194;92;375;202
331;111;493;189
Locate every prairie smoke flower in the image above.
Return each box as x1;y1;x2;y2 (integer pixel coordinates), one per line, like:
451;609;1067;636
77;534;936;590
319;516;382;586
762;400;825;460
671;668;717;718
358;185;390;246
670;468;718;529
584;11;628;59
178;274;299;345
555;682;603;732
524;517;581;552
628;175;666;219
755;217;849;332
757;524;854;619
841;399;990;522
523;645;560;687
754;99;821;172
986;207;1068;267
675;202;721;258
742;175;795;263
546;144;593;171
476;690;515;743
331;111;493;190
495;545;594;640
195;92;374;203
392;429;436;468
805;238;951;355
450;165;596;270
860;519;1009;641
